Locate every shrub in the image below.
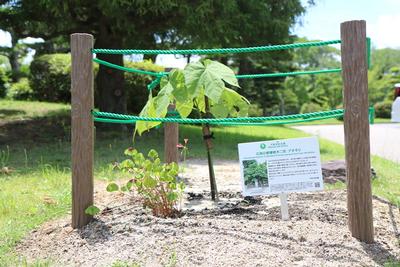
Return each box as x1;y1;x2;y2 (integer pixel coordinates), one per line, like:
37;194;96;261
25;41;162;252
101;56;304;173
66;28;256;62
29;54;164;108
124;60;165;113
6;78;34;100
19;64;30;78
374;101;392;118
300;102;323;114
29;54;71;102
0;67;9;98
112;148;185;218
248;104;263;117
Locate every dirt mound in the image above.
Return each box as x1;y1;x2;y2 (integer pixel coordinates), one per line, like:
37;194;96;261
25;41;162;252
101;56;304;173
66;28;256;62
16;193;400;266
15;160;400;266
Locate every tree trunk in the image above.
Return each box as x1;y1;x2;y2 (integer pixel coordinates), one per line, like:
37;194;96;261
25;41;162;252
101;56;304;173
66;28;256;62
9;33;21;83
95;36;126;115
96;53;126;114
202;96;219;201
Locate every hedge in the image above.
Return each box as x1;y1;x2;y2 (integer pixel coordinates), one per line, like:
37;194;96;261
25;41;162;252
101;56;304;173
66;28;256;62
29;53;163;112
6;78;34;100
30;54;71;102
374;101;392;118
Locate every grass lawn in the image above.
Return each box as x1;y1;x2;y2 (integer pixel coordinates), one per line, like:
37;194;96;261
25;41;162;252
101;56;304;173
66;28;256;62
0;100;399;265
0;100;70;122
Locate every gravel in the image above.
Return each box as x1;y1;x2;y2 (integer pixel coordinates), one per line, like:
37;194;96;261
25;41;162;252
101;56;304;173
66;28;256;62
16;159;400;267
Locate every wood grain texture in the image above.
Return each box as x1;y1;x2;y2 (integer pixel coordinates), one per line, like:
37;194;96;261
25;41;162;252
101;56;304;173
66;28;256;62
164;104;179;164
341;20;374;243
71;33;94;228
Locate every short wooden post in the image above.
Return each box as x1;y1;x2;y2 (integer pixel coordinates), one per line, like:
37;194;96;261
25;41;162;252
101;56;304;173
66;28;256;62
279;193;289;221
164;104;179;164
71;33;94;228
341;20;374;243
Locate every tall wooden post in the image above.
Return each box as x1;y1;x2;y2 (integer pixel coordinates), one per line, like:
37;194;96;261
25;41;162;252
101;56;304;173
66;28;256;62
164;104;179;164
341;20;374;243
71;33;94;228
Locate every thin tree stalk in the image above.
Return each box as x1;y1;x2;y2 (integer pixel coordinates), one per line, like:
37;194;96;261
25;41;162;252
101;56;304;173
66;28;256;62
202;96;219;201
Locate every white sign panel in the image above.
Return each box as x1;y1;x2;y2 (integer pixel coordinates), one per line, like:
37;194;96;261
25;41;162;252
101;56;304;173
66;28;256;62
238;137;323;196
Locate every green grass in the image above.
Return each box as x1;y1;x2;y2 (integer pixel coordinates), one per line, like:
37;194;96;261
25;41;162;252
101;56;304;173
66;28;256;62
0;99;69;122
0;100;399;265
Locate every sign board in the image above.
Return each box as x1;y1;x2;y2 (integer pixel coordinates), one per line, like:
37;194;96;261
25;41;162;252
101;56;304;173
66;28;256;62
238;137;323;196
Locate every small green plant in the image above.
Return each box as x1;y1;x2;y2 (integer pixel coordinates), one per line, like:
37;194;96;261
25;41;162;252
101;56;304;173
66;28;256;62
110;260;141;267
0;145;13;175
113;148;185;218
0;145;10;168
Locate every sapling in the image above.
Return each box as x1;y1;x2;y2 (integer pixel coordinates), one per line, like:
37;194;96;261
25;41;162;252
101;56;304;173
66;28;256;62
135;59;249;201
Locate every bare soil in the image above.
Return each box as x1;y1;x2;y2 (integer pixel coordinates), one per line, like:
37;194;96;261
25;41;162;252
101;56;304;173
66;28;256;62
15;159;400;267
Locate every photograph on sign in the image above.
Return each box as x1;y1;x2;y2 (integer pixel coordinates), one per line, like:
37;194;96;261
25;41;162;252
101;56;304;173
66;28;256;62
238;137;323;196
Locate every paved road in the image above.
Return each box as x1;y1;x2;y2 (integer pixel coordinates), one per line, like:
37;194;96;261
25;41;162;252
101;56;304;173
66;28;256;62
293;123;400;163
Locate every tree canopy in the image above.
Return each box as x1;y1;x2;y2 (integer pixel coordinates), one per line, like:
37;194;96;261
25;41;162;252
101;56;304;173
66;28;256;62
0;0;309;113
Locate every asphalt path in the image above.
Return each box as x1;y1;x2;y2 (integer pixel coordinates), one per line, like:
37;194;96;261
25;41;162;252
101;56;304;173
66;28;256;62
293;123;400;163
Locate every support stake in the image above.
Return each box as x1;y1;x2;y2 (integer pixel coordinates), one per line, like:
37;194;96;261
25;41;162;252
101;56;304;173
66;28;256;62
71;33;94;228
164;104;179;164
341;20;374;243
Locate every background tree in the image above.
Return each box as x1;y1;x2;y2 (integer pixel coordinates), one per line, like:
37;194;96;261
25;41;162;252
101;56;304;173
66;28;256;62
282;37;342;113
0;0;309;113
368;48;400;104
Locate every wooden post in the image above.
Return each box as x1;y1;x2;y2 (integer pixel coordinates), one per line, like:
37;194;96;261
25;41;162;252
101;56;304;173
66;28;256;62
279;193;289;221
164;104;179;164
71;33;94;228
341;20;374;243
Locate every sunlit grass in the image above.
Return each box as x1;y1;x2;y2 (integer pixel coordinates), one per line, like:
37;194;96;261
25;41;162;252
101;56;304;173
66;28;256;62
0;167;70;261
0;99;70;122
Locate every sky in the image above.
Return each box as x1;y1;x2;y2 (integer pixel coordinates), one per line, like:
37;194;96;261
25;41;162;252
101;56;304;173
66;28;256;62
0;0;400;67
295;0;400;49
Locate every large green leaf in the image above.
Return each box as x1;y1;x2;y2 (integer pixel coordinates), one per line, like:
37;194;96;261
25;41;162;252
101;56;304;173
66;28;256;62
176;100;193;118
204;60;239;88
210;88;250;117
222;88;250;116
183;61;207;99
168;69;188;103
183;59;239;103
210;102;229;118
135;94;162;135
137;60;248;135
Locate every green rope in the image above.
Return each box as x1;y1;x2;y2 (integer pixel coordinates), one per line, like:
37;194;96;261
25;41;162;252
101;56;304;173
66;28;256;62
93;58;168;77
369;106;375;124
236;68;341;79
166;110;181;118
92;40;341;55
94;57;341;82
92;109;344;125
367;37;371;69
147;76;162;91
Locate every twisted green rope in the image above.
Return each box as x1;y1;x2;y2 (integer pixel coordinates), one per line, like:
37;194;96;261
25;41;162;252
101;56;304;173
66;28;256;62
236;68;341;79
92;40;341;55
93;58;167;77
367;37;371;69
92;109;344;125
93;58;341;83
